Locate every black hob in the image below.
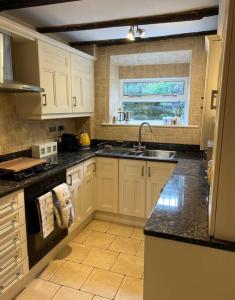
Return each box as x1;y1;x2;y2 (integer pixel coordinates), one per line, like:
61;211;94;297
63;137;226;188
0;161;58;181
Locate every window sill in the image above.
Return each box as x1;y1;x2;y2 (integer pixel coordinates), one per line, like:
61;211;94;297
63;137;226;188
101;122;199;129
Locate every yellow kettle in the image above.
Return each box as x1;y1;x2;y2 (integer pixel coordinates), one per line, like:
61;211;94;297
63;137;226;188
79;130;91;148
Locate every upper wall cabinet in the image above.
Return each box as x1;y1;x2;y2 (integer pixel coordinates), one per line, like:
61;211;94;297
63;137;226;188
71;53;94;114
14;40;94;119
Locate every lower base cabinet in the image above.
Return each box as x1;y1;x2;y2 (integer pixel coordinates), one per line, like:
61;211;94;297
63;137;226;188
96;157;118;213
146;162;176;217
67;158;95;232
119;159;146;218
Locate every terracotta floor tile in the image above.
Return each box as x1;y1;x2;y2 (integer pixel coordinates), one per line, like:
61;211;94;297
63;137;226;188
16;278;60;300
115;276;143;300
107;223;134;237
82;247;119;270
86;220;111;232
111;254;144;278
84;231;115;249
53;286;93;300
81;268;124;299
50;261;93;289
109;236;141;255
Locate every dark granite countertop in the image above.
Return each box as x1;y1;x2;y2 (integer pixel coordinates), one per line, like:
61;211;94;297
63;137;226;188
144;153;235;251
0;150;96;197
0;140;234;251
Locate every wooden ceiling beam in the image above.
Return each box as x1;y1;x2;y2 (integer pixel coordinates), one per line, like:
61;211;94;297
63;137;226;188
0;0;81;11
70;30;217;48
37;6;219;33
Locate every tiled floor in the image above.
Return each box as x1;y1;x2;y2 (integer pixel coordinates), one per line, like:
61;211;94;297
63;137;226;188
16;220;144;300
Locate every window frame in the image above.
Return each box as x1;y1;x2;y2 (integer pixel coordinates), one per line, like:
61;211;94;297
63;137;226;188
120;77;190;125
120;77;189;102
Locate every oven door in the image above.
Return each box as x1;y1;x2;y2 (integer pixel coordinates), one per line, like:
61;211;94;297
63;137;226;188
24;171;68;269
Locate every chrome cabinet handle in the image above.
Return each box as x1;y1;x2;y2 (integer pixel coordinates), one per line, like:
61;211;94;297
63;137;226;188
42;94;47;106
141;166;144;177
67;174;73;186
73;97;77;107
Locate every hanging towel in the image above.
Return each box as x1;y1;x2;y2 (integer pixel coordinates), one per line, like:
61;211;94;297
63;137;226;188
52;183;74;229
37;191;54;239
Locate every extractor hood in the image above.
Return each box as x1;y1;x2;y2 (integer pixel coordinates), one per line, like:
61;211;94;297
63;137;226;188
0;33;44;93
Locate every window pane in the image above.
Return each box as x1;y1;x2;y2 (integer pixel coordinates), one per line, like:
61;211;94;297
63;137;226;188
123;80;185;97
122;101;185;121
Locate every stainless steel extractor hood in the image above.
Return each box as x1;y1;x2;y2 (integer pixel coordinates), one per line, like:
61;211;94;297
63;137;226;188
0;33;44;93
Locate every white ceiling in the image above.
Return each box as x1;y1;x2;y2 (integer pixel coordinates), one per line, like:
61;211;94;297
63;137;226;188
3;0;219;43
111;50;192;66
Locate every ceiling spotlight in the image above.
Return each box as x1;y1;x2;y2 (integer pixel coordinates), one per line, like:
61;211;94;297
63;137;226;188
136;25;146;38
127;25;135;41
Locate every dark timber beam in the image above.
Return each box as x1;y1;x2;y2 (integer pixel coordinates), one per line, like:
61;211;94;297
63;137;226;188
0;0;81;11
37;6;219;33
70;30;217;48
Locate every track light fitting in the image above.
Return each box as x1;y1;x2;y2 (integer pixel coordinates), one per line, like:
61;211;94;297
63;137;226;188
127;25;146;41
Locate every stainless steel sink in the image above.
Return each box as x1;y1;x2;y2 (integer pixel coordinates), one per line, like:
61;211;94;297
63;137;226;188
141;149;176;159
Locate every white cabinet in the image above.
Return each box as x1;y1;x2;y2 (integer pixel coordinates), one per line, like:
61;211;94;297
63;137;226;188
119;159;146;218
14;40;94;119
67;163;84;232
38;41;71;114
96;157;118;213
71;53;94;114
0;190;29;296
82;158;96;218
146;162;176;217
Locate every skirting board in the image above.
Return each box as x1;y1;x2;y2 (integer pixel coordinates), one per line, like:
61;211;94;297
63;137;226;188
95;210;146;228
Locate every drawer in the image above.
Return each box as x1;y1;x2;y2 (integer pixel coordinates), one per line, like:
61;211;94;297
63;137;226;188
0;208;25;235
67;163;83;188
0;190;24;220
0;242;27;279
0;225;26;254
0;258;28;295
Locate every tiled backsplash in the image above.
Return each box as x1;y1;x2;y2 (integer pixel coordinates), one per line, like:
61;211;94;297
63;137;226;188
93;36;207;145
0;93;90;155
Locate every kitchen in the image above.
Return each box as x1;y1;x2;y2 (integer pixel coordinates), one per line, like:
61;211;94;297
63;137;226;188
0;0;234;299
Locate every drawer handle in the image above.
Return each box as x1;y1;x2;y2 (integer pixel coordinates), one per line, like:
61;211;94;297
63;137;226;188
141;166;144;177
0;237;18;258
0;202;17;217
0;270;21;292
73;96;77;107
148;167;151;177
67;174;73;186
42;94;47;106
0;221;18;238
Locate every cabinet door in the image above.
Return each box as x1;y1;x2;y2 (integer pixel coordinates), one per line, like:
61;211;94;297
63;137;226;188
71;54;94;113
82;158;96;217
38;41;71;114
146;162;176;217
67;163;84;232
96;157;118;213
71;54;83;112
119;159;146;218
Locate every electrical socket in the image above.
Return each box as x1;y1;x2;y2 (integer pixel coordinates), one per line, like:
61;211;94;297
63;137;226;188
47;124;57;134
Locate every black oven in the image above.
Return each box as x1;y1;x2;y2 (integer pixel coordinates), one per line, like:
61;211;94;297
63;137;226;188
24;171;68;269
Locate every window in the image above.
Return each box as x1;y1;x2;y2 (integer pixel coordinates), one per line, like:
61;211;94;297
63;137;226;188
120;77;189;124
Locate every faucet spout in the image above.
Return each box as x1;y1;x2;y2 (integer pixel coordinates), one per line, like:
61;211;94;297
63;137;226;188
138;122;152;151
